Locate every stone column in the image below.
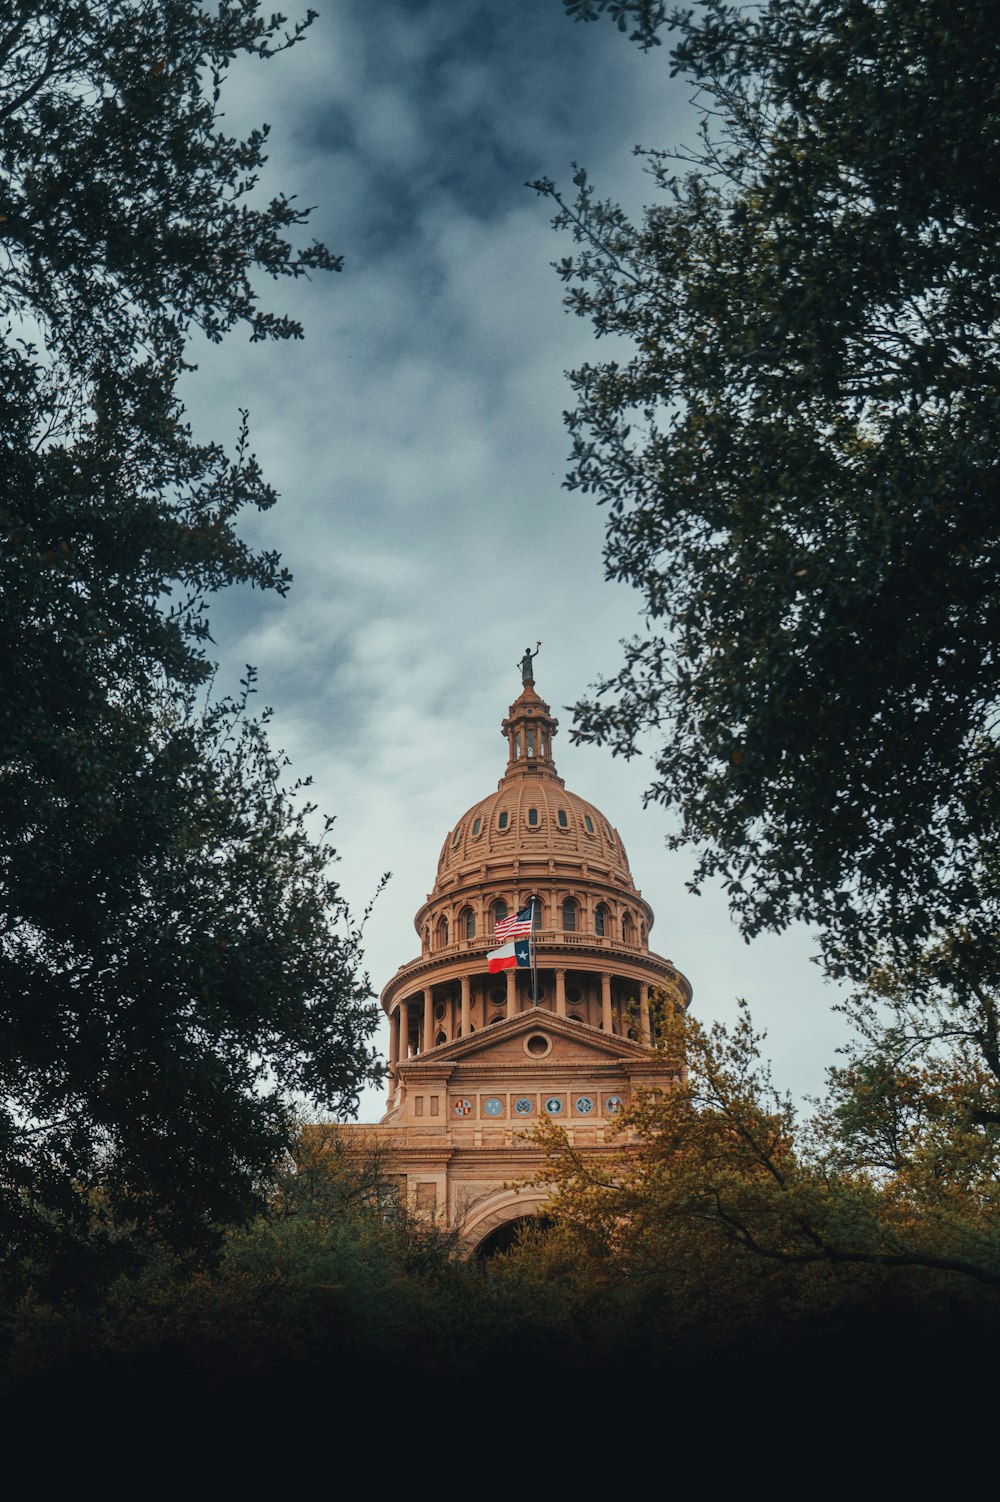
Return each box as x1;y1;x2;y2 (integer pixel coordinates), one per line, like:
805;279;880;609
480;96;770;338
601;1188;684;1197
423;987;434;1052
461;975;471;1036
399;998;410;1061
506;967;518;1020
639;983;651;1045
601;973;613;1033
555;968;567;1018
389;1008;399;1077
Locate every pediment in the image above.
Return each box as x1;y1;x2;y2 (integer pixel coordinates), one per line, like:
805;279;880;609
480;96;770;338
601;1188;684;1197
399;1009;655;1072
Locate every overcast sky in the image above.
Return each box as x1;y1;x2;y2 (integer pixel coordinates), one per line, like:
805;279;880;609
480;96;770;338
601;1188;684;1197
184;0;851;1124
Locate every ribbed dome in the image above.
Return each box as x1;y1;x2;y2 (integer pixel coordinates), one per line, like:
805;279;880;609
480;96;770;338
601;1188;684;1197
432;680;634;891
383;664;690;1063
436;780;633;885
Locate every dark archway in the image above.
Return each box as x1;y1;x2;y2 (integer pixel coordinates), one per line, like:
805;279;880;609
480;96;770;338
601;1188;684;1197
473;1214;555;1260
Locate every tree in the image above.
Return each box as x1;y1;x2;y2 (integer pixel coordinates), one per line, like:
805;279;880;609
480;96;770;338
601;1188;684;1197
0;3;380;1279
536;1001;1000;1315
536;0;1000;994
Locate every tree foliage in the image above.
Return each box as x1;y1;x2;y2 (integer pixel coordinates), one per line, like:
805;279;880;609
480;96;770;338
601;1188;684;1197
537;1000;1000;1297
537;0;1000;988
0;2;379;1277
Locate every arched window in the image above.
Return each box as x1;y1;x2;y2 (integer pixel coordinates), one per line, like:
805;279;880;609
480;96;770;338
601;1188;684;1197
621;913;634;945
531;897;543;930
562;897;577;932
461;906;476;940
595;904;608;938
492;899;508;929
436;915;449;948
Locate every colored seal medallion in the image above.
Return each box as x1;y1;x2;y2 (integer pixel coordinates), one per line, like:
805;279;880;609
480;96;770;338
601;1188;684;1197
514;1097;533;1115
484;1096;504;1116
544;1097;564;1115
453;1098;473;1116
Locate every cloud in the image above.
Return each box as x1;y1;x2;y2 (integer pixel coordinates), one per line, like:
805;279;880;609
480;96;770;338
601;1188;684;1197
177;0;851;1124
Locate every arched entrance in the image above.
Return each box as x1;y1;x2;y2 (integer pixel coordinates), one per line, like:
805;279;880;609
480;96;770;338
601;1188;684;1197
459;1186;552;1257
473;1214;555;1260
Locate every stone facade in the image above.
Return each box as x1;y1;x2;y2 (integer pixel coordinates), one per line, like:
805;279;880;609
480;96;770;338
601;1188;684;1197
350;669;690;1254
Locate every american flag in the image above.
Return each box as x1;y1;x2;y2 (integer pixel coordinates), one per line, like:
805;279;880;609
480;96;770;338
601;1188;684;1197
495;901;534;940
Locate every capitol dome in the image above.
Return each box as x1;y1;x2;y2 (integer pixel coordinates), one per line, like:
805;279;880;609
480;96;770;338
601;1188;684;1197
380;668;691;1072
432;681;635;898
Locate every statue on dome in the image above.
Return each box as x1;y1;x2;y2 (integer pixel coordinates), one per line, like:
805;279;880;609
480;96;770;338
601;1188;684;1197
519;642;541;684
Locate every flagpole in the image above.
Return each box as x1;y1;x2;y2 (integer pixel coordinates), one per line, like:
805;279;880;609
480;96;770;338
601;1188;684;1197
530;895;538;1008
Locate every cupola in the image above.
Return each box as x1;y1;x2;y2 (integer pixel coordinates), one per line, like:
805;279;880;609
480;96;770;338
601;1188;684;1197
500;682;560;781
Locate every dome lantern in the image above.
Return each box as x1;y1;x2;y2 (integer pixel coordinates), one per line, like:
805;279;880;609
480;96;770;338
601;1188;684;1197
501;681;560;782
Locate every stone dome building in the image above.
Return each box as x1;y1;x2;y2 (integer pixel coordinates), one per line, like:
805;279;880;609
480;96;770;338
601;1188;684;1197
362;661;692;1255
381;675;690;1086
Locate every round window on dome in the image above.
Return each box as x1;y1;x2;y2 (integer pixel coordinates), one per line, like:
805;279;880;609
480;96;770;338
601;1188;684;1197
472;817;482;837
557;809;568;828
451;825;461;846
527;807;538;826
584;815;595;834
498;811;509;830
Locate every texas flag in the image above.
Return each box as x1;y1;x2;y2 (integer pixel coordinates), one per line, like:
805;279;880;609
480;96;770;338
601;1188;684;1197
486;938;531;973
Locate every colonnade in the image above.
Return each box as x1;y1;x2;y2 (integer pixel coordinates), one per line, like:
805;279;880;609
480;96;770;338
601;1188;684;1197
387;971;654;1076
